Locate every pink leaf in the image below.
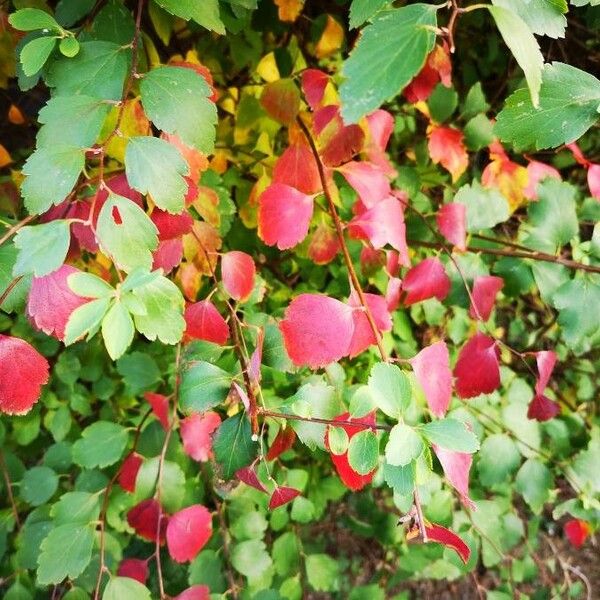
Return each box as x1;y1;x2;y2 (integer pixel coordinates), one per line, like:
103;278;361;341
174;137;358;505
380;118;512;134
436;203;466;251
273;143;322;195
27;265;90;341
0;335;49;415
269;486;301;509
280;294;355;368
144;392;170;430
410;341;452;418
432;445;474;508
386;276;403;311
127;499;166;543
153;238;183;274
534;350;557;396
232;382;250;412
402;258;451;306
325;412;377;491
266;426;296;461
337;161;391;207
524;161;561;200
347;291;392;358
469;275;503;321
249;328;264;387
428;126;468;182
301;69;328;109
348;196;409;257
258;183;314;249
166;505;212;563
365;109;396;176
173;585;211;600
118;452;143;493
588;163;600;200
180;412;222;462
564;519;591;549
454;333;500;399
424;524;470;564
236;466;268;493
117;558;148;584
527;394;560;422
184;300;229;345
221;251;256;302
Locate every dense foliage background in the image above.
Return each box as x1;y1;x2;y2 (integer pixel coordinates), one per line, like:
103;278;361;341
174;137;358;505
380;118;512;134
0;0;599;598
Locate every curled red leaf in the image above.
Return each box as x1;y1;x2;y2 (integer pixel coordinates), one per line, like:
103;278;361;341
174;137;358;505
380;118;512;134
424;524;470;564
454;333;500;399
266;426;296;461
118;452;143;493
236;466;268;493
144;392;170;431
469;275;504;321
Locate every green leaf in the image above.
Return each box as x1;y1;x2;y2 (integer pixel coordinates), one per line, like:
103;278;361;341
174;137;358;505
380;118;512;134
9;8;61;32
523;179;578;252
72;421;128;468
67;272;114;298
305;554;340;592
492;0;566;39
96;194;158;273
515;458;553;513
349;0;391;28
101;301;134;360
20;466;58;506
461;82;489;119
20;145;85;214
154;0;224;33
213;413;257;480
231;539;272;579
51;492;101;525
64;297;111;345
20;36;57;77
454;181;510;232
116;351;161;395
464;114;495;151
420;418;480;453
385;424;423;466
37;523;95;584
103;577;151;600
140;66;217;153
179;361;232;412
13;220;70;277
347;429;378;475
488;6;543;107
135;457;185;513
59;36;80;57
37;95;111;148
495;62;600;150
125;136;189;214
328;426;349;455
46;40;130;100
367;363;411;419
477;434;521;486
340;4;437;123
130;273;185;344
383;461;415;495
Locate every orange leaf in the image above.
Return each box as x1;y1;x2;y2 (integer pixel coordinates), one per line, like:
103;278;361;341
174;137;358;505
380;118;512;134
428;126;468;182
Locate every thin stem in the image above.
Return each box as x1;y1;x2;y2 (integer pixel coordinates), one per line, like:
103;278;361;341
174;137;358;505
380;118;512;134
0;276;23;307
0;214;35;247
259;409;392;431
0;450;21;529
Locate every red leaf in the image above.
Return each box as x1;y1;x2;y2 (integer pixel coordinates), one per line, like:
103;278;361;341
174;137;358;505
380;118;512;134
365;109;396;177
325;412;377;491
307;223;340;265
117;558;148;584
118;452;143;493
166;505;212;563
436;202;466;251
184;301;229;345
402;258;451;306
322;123;365;167
469;275;503;321
260;79;300;124
347;291;392;358
527;394;560;422
564;519;591;548
236;466;268;493
173;585;211;600
432;446;474;508
273;143;322;195
153;238;183;274
280;294;355;368
180;411;221;462
162;132;209;184
588;163;600;200
144;392;170;430
410;341;452;418
258;183;315;249
127;499;167;543
348;196;409;258
269;486;301;509
524;161;561;200
405;44;452;103
337;161;391;207
424;524;470;564
0;335;49;415
428;126;468;182
221;251;256;302
151;209;193;240
27;265;90;341
301;69;328;109
266;426;296;461
454;333;500;399
534;350;557;396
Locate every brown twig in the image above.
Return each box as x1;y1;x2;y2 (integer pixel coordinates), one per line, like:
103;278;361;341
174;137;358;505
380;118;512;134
0;450;20;529
0;214;35;247
0;276;23;308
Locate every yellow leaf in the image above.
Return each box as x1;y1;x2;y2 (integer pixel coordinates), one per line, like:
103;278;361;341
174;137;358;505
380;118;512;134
8;104;25;125
256;52;280;82
274;0;304;22
103;98;150;162
0;144;12;168
315;15;344;59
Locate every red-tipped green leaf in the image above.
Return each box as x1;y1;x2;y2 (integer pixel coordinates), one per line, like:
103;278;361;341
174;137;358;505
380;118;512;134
454;333;500;399
410;341;452;418
221;251;255;302
166;505;212;563
436;202;466;251
469;275;504;321
0;334;49;415
269;486;301;509
402;258;451;306
184;300;229;345
180;411;221;462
